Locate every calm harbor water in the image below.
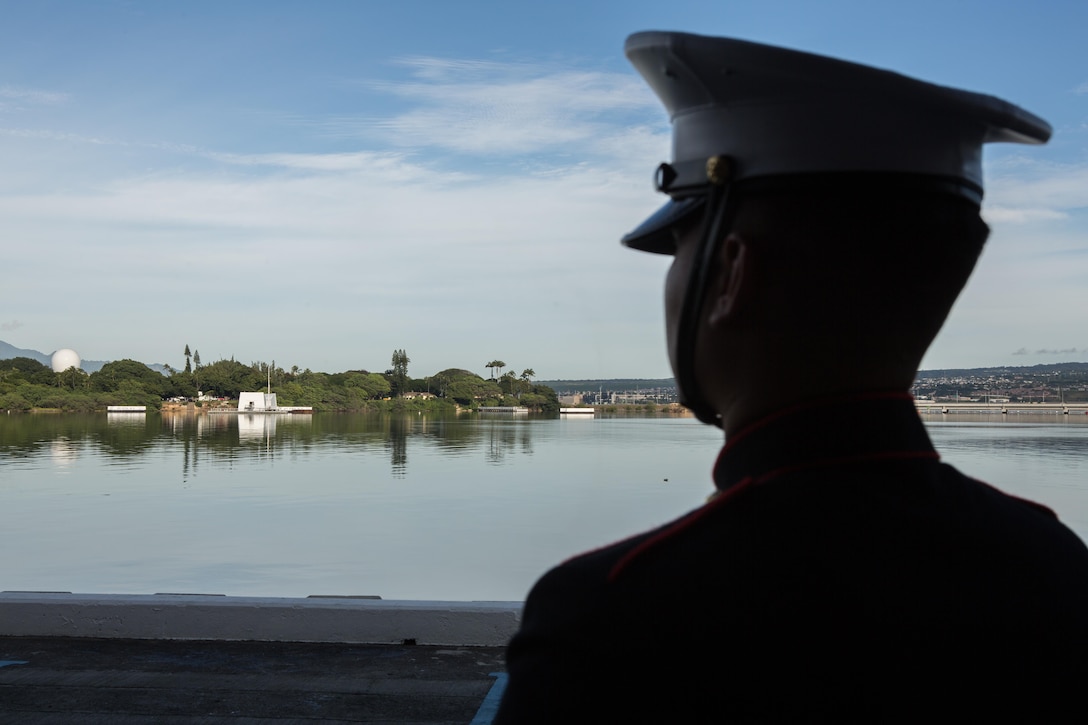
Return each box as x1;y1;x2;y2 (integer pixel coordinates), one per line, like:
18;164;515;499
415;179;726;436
2;411;1087;601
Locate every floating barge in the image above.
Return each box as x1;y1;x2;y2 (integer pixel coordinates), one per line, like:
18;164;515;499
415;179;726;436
560;407;595;415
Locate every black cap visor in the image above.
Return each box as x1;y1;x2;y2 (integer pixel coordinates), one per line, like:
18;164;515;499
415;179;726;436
621;197;707;255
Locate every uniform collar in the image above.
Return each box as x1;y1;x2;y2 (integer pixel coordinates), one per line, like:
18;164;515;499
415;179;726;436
712;392;936;492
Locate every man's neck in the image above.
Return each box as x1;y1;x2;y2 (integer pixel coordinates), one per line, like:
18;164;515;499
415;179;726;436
716;373;915;439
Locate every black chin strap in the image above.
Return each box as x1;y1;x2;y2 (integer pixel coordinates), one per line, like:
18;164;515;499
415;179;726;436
675;182;735;427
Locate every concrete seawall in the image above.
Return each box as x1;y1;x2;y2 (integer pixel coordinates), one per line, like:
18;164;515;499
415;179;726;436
0;592;522;646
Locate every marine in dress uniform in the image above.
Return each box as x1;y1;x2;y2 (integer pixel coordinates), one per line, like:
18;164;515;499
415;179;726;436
495;32;1088;722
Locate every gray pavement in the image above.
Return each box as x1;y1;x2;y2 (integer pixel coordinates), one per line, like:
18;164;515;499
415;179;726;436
0;636;507;724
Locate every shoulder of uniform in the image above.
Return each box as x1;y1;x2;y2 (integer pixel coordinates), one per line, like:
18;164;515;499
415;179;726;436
607;479;757;583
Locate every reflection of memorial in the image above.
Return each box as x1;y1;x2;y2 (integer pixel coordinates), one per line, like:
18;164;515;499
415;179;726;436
237;413;312;460
238;413;278;440
159;410;315;480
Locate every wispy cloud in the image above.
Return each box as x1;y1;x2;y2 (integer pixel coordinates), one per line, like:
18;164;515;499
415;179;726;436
0;320;23;332
320;57;660;158
984;157;1088;223
0;127;113;144
1074;81;1088;95
0;85;69;113
201;149;479;181
0;86;68;104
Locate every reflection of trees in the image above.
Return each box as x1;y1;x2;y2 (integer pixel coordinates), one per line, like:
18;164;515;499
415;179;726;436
312;412;538;473
386;415;408;477
0;412;159;459
0;411;540;479
485;419;521;465
408;414;535;466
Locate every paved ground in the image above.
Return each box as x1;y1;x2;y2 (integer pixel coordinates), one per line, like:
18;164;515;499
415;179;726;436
0;636;507;724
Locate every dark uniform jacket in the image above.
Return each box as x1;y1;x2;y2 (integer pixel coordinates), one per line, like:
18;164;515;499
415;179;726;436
495;393;1088;723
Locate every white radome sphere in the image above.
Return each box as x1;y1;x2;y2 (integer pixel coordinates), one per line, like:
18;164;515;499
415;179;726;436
51;348;81;373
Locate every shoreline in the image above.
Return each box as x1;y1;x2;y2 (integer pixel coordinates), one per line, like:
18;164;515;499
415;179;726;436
0;592;521;647
14;402;696;416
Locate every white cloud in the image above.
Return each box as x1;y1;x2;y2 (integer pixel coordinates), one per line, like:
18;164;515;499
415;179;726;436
321;57;660;158
0;85;69;107
983;206;1069;223
0;127;112;145
984;157;1088;222
203;149;467;178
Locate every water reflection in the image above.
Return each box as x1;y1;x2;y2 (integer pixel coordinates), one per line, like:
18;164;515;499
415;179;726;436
3;412;1085;600
238;413;281;442
387;414;408;477
49;437;78;468
8;411;1085;485
484;419;534;465
0;411;556;479
927;416;1088;463
107;412;148;427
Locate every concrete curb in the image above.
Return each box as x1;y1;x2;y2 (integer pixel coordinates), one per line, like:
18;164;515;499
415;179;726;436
0;592;522;646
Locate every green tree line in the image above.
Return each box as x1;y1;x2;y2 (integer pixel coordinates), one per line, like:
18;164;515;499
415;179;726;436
0;351;558;414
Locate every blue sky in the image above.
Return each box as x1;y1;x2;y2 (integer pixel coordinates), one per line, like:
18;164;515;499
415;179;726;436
2;0;1086;379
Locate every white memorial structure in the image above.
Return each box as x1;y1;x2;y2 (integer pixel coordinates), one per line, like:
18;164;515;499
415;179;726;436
238;391;279;412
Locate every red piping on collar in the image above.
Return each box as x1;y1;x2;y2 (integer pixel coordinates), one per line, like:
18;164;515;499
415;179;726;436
608;475;756;583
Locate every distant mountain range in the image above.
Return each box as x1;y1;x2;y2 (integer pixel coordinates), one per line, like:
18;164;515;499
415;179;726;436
0;339;109;373
0;340;167;375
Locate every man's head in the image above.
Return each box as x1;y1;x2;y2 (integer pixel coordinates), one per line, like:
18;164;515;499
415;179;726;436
620;32;1049;428
665;184;990;430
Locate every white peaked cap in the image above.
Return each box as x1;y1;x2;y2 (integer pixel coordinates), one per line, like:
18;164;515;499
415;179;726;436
621;31;1051;253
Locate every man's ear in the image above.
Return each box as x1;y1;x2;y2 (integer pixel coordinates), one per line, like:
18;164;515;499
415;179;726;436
705;233;751;327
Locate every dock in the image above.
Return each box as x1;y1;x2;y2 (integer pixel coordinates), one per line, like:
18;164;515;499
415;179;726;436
0;593;517;723
915;401;1088;415
1;636;506;723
